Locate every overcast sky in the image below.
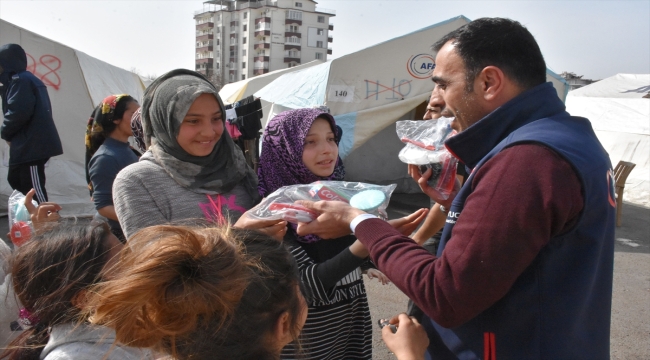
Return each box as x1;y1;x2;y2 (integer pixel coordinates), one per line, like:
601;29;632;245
1;0;648;80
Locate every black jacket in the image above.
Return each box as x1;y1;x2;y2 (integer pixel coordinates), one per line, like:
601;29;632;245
0;44;63;165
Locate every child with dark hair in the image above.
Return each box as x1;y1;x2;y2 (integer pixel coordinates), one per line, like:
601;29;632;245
85;95;140;242
0;220;152;360
87;224;307;360
258;108;426;359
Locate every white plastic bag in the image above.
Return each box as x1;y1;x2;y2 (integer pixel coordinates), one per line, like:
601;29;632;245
7;190;36;247
251;181;397;223
396;118;458;200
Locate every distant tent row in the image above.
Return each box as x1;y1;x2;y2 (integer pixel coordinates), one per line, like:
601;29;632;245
566;74;650;207
1;19;146;215
251;16;570;192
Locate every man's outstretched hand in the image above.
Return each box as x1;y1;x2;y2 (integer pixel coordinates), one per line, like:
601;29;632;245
295;200;365;239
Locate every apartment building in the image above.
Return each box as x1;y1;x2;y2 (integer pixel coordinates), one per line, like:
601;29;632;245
194;0;334;86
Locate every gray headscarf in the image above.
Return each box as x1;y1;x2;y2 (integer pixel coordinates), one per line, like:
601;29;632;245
140;69;259;200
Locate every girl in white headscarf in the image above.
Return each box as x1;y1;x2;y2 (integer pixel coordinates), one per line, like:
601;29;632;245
113;69;285;240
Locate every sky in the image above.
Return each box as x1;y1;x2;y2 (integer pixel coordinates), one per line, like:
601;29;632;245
1;0;648;80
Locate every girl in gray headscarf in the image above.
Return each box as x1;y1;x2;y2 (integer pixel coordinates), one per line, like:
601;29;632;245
112;69;286;240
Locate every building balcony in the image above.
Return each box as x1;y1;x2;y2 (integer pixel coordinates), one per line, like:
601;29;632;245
196;34;214;42
284;44;301;51
254;69;270;76
230;20;239;27
255;17;271;24
254;62;269;70
229;69;237;74
285;18;302;26
254;56;270;62
255;24;271;32
285;31;301;38
284;57;300;63
329;23;334;31
195;58;214;65
328;36;333;43
196;22;214;31
316;7;336;15
255;42;270;50
230;26;239;33
230;44;239;50
327;48;332;55
255;30;271;38
285;38;301;45
196;45;214;52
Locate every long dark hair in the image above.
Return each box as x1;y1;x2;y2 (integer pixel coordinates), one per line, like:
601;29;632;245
88;225;305;360
0;220;114;360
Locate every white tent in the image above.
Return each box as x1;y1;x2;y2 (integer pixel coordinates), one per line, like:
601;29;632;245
219;60;323;132
219;60;323;105
255;16;570;192
1;19;146;215
566;74;650;207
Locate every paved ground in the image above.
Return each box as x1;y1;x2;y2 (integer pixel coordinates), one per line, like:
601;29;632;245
1;194;648;359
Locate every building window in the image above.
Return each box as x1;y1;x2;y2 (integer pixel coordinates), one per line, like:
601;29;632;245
242;49;247;56
286;10;302;20
243;12;248;19
295;2;302;7
317;28;324;35
243;24;247;31
317;16;325;23
243;37;247;44
216;39;220;45
289;25;299;32
242;75;246;80
242;62;246;68
316;40;323;48
315;52;323;60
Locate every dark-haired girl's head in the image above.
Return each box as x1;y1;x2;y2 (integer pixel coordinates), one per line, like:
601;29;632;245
87;224;306;360
1;220;121;360
85;94;139;153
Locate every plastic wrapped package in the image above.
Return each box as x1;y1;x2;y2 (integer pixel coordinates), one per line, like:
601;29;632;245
396;118;458;200
7;191;36;247
251;181;397;223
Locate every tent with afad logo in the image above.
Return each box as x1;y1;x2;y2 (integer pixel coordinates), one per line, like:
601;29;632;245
0;19;146;215
255;16;570;192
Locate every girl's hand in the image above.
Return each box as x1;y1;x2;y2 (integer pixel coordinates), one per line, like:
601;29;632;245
234;210;287;242
387;208;428;236
24;189;61;234
365;268;391;285
382;313;429;360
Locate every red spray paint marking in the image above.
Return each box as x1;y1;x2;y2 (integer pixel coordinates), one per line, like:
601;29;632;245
26;53;62;90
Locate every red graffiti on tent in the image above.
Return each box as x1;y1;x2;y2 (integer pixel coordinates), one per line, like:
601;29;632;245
26;53;62;90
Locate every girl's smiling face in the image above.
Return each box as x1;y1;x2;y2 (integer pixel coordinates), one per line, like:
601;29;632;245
177;93;224;157
302;117;338;177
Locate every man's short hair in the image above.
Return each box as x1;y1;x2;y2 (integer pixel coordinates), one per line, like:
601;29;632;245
432;18;547;91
